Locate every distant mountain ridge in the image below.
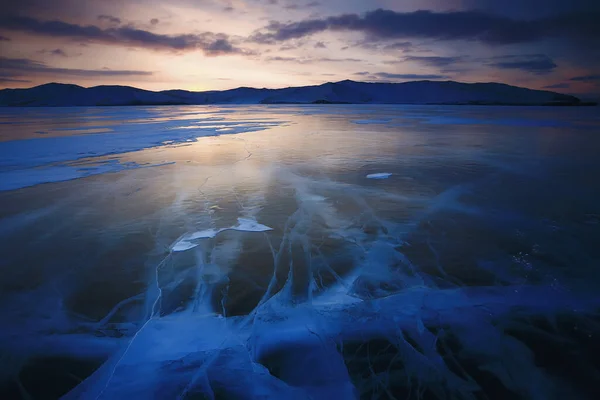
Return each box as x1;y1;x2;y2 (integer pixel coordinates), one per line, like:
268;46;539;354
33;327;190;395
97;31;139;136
0;80;591;107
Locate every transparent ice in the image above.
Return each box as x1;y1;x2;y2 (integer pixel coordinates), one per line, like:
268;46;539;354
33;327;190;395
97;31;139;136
0;105;599;399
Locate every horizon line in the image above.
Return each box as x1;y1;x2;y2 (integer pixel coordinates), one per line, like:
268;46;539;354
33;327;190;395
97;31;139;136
0;78;575;95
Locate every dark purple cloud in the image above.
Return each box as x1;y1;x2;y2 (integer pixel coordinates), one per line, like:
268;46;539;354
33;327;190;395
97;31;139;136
487;54;557;74
569;74;600;82
37;48;69;57
373;72;449;80
403;56;463;67
266;56;363;64
283;1;319;10
0;78;31;83
544;83;570;89
50;48;67;56
355;40;413;52
0;15;250;56
383;41;413;51
150;18;159;25
0;35;10;41
0;70;32;83
97;15;121;25
250;9;599;46
395;53;557;75
461;0;600;18
0;56;153;77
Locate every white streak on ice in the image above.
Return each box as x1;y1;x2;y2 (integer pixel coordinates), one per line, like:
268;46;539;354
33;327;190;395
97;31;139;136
232;218;273;233
351;118;393;125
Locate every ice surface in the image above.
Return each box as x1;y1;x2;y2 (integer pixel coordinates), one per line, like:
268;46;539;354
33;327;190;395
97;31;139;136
2;105;600;400
0;109;286;191
366;172;392;179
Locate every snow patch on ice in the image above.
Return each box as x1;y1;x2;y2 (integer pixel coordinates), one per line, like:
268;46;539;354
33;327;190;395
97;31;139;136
171;218;273;252
0;160;175;191
366;172;392;179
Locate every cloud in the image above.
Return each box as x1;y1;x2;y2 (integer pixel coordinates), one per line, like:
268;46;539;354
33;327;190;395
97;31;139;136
403;56;463;67
0;57;153;78
50;48;68;57
265;56;362;64
37;48;70;57
278;40;305;51
97;15;121;25
0;16;251;56
354;40;414;53
487;54;557;74
544;83;570;89
373;72;449;80
223;6;234;12
265;56;297;62
283;1;319;10
0;35;10;41
383;41;413;51
0;76;32;83
319;57;362;62
205;38;236;54
150;18;159;25
314;41;326;48
569;74;600;82
250;8;599;46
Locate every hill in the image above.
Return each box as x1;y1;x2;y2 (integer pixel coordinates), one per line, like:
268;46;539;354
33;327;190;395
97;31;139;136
0;80;587;107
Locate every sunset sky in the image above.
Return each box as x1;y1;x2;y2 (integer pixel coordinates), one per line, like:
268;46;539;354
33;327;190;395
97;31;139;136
0;0;598;95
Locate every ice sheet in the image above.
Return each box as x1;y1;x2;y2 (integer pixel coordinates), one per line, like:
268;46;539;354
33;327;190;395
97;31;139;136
2;105;599;400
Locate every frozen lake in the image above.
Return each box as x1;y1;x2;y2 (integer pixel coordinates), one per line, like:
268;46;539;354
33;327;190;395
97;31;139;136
1;105;600;399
